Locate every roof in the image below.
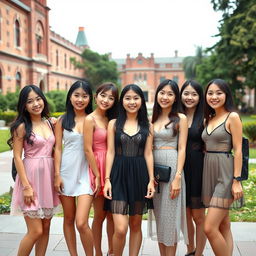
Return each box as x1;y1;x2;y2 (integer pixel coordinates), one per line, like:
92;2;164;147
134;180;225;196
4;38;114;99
75;30;88;47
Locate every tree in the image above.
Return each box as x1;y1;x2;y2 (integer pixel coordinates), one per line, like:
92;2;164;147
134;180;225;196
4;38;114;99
183;46;204;79
71;49;119;90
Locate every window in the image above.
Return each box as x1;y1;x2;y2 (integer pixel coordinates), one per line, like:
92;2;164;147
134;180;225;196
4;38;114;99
15;20;20;47
36;22;44;54
56;50;59;66
137;59;142;64
143;91;148;102
0;11;2;41
64;54;67;68
144;74;147;81
134;74;137;81
173;76;179;84
65;83;68;91
57;81;60;90
39;80;44;92
160;76;165;83
16;72;21;90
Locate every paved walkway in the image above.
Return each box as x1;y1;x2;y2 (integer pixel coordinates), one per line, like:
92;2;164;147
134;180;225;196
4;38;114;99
1;150;256;255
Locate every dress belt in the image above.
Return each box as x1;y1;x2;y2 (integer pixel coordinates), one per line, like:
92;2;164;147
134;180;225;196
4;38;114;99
153;146;176;150
206;151;231;154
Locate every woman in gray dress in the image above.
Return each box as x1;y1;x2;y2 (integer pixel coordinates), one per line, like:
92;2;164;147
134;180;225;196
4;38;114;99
149;79;188;256
202;79;243;256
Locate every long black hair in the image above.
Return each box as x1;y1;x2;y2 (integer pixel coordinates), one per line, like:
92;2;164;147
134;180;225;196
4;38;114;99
62;80;93;131
152;79;180;136
116;84;149;136
204;78;234;124
95;82;119;120
180;80;204;128
7;85;50;148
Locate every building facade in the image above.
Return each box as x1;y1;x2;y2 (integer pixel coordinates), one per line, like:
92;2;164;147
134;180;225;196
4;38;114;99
114;51;185;103
0;0;87;94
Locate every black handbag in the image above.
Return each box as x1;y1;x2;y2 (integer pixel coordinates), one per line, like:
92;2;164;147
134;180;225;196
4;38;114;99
154;164;171;193
241;137;249;180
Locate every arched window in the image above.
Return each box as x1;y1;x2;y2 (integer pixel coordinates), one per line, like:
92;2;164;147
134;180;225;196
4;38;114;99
57;81;60;90
56;50;59;66
144;74;147;81
16;72;21;90
15;20;20;47
39;80;44;92
0;69;2;93
64;54;67;68
65;82;68;91
36;22;44;54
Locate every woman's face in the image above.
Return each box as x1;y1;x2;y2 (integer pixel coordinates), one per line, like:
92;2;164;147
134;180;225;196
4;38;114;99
122;89;142;114
157;85;175;110
25;90;45;116
206;83;226;110
95;89;115;111
70;87;90;111
181;85;199;109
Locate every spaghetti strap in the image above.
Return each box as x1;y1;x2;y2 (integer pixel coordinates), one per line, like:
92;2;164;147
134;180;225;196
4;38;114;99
224;112;232;123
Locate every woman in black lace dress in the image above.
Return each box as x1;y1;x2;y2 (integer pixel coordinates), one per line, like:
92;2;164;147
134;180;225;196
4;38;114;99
104;84;155;256
180;80;206;256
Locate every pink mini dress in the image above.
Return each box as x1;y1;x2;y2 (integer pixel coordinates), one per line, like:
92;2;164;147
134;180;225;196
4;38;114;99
89;125;107;196
11;127;59;219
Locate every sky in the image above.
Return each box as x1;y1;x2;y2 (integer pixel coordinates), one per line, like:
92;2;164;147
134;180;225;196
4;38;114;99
47;0;222;59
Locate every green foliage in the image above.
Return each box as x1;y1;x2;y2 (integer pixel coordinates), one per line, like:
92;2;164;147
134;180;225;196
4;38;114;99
0;192;11;214
45;96;56;113
0;130;10;152
0;111;17;125
71;49;119;90
45;91;67;112
243;122;256;142
0;94;8;111
50;112;64;118
5;92;19;111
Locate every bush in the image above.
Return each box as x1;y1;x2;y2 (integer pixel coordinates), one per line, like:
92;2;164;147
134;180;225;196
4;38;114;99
0;111;17;125
0;94;8;111
46;96;56;113
243;122;256;143
46;91;67;112
51;112;64;118
5;92;19;111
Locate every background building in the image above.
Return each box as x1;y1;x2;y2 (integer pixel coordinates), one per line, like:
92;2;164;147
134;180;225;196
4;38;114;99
114;51;185;103
0;0;88;94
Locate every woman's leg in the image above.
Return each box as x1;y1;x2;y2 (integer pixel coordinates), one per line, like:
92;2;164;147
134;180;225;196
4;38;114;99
204;208;232;256
186;208;196;254
92;195;107;256
106;212;114;255
219;214;233;255
191;208;206;256
35;218;52;256
129;215;143;256
60;195;77;256
76;194;94;256
112;213;129;256
17;217;43;256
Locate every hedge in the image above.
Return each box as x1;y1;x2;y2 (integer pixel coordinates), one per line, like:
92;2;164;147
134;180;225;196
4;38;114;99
243;122;256;143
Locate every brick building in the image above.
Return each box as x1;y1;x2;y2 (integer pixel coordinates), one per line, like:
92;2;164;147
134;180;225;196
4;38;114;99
114;51;185;103
0;0;87;94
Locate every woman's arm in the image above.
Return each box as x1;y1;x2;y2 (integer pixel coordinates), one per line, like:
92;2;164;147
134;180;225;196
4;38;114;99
13;124;34;205
83;116;101;195
170;113;188;200
53;118;64;193
228;112;243;200
103;119;116;200
144;123;155;198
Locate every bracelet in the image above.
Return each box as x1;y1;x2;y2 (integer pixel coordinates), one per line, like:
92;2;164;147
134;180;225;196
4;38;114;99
23;185;31;191
105;177;110;181
176;171;182;176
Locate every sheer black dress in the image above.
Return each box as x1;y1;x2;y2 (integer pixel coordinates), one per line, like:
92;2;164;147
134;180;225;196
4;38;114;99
184;119;205;209
104;129;153;216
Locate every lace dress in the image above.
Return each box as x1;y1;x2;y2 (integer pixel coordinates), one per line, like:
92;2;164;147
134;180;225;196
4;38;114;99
104;129;153;216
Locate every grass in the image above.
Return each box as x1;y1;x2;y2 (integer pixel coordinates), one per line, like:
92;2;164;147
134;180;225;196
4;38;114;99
241;115;256;123
0;130;10;153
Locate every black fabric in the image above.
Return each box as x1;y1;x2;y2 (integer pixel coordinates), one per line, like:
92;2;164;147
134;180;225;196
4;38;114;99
104;130;153;215
241;137;249;180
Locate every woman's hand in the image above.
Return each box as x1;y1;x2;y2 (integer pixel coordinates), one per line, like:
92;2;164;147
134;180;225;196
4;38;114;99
103;179;112;200
170;176;181;199
23;186;35;206
54;174;64;193
93;176;101;197
145;180;155;199
232;180;243;200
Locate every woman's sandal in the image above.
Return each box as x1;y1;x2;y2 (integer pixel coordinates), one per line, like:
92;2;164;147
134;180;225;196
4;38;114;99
185;251;196;256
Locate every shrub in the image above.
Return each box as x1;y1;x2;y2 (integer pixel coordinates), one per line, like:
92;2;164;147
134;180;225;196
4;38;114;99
243;122;256;143
46;96;56;113
0;111;17;124
5;92;19;111
46;91;67;112
51;112;64;118
0;94;8;111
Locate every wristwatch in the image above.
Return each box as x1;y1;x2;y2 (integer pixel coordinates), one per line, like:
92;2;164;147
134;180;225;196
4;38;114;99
233;176;243;181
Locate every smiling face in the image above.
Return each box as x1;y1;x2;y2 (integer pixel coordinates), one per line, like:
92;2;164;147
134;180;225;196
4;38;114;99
25;90;45;117
206;83;226;110
181;84;199;110
122;89;142;114
157;85;175;110
70;87;90;111
95;89;115;111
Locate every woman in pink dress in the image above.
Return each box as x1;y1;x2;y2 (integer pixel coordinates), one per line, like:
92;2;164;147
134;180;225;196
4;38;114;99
8;85;59;256
84;82;119;256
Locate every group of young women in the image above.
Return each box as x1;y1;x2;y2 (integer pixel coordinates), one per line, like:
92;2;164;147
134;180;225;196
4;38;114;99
8;78;244;256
